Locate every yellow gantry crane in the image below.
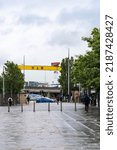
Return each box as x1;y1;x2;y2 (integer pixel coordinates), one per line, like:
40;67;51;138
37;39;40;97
18;65;61;71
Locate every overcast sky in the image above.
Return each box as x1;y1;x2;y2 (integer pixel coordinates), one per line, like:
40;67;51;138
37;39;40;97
0;0;99;84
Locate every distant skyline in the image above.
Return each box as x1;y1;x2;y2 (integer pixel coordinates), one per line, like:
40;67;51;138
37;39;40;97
0;0;100;84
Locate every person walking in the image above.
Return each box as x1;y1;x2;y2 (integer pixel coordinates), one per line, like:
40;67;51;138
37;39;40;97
84;93;90;112
8;97;13;106
56;95;59;105
26;94;30;104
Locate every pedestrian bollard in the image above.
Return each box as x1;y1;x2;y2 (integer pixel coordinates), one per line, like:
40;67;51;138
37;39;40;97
60;101;62;112
8;102;10;112
21;103;23;112
75;100;77;111
33;101;35;112
48;103;50;111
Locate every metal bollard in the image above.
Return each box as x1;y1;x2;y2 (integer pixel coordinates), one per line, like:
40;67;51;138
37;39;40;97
8;102;10;112
21;103;23;112
60;101;62;112
75;100;77;111
33;101;35;112
48;103;50;111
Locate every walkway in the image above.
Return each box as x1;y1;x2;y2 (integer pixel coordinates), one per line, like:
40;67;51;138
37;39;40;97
0;103;100;150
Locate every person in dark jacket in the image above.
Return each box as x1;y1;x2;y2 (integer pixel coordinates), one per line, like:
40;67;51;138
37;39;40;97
26;95;30;104
84;94;90;112
8;97;13;106
56;95;59;105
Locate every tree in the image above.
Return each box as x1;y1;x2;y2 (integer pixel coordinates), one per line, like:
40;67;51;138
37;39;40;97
73;50;99;90
82;27;100;91
73;27;100;106
0;76;3;93
58;57;74;96
4;61;24;96
82;28;100;52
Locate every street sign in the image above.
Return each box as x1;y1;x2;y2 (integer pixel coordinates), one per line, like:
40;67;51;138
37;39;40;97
18;65;61;71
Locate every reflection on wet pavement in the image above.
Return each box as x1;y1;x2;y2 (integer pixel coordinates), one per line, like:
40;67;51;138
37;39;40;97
0;103;100;150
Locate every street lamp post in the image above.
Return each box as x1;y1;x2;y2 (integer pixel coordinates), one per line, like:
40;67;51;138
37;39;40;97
78;82;81;102
68;48;70;102
23;55;25;88
3;66;5;101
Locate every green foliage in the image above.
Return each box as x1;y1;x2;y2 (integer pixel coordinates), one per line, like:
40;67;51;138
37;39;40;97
82;28;100;52
3;61;24;94
58;27;100;94
0;76;3;92
73;28;100;91
58;57;74;95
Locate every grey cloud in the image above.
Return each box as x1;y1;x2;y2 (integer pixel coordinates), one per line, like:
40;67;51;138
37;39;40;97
0;17;5;24
0;0;32;8
0;55;8;67
18;14;50;26
57;4;99;26
0;18;12;36
0;0;77;10
48;30;81;47
0;28;13;35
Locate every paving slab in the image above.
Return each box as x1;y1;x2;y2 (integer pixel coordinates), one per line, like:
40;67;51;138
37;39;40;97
0;103;100;150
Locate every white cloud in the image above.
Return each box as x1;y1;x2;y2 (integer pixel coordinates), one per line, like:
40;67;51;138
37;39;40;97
18;14;51;26
0;0;99;84
48;29;81;46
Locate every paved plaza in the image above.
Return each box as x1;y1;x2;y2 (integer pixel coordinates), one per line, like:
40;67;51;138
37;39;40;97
0;103;100;150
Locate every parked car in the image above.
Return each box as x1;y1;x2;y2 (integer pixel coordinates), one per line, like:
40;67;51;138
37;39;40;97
36;97;55;103
28;93;42;101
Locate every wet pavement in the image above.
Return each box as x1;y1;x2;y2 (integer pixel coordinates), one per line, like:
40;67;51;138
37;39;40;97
0;103;100;150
